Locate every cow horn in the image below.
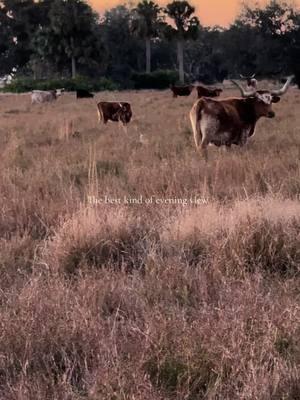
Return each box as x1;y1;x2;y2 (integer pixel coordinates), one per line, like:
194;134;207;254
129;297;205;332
271;75;294;96
239;74;246;79
250;73;256;78
231;80;256;97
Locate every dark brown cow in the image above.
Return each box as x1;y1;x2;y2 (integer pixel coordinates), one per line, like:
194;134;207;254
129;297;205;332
97;101;132;125
170;84;194;98
196;85;223;98
189;76;293;161
76;89;94;98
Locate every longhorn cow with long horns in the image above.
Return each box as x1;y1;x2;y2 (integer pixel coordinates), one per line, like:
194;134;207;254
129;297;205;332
240;73;258;91
189;76;294;161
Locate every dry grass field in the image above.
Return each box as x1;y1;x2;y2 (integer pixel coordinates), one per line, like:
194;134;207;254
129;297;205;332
0;86;300;399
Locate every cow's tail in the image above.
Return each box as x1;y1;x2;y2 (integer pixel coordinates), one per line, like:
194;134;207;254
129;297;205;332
189;99;203;150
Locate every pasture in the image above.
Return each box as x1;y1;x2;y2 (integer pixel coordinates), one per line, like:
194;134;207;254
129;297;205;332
0;86;300;399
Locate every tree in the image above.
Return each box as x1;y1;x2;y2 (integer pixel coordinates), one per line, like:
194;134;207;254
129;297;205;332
185;26;228;83
164;0;199;83
0;0;51;75
131;0;163;73
34;0;102;78
219;21;259;77
286;14;300;87
236;1;298;76
100;5;143;84
240;0;297;36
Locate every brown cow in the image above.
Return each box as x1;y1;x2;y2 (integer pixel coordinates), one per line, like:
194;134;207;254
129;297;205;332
196;85;223;98
189;76;293;161
97;101;132;125
170;84;194;98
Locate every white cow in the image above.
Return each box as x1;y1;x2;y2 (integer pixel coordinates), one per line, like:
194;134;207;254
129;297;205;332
240;74;258;91
31;89;64;105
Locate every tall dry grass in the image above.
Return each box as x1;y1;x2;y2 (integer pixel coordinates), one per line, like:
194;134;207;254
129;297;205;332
0;87;299;399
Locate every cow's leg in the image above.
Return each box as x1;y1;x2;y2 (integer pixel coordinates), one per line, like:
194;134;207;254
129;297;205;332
121;122;128;133
239;137;247;147
200;138;209;162
97;107;102;123
239;129;249;147
97;107;108;124
225;142;232;152
194;126;202;149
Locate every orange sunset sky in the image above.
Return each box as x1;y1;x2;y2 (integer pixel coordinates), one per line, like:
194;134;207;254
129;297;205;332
90;0;299;27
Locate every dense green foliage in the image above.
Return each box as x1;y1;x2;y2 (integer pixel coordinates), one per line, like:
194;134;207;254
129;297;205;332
0;0;299;87
131;70;179;89
2;76;118;93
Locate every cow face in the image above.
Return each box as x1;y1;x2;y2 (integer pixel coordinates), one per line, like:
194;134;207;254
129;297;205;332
246;78;258;89
253;91;281;118
240;74;258;90
232;76;293;119
56;88;65;97
119;103;132;124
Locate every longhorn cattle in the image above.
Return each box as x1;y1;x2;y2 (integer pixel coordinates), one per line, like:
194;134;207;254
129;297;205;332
170;84;194;98
31;89;64;105
240;74;258;91
196;85;223;99
97;101;132;125
189;76;293;161
76;89;94;98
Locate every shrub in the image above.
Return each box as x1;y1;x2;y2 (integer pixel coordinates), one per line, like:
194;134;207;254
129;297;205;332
96;160;126;178
40;206;152;274
1;76;119;93
145;354;217;398
161;198;300;276
219;217;300;277
131;70;179;89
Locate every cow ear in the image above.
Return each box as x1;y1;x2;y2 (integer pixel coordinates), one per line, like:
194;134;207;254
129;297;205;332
272;95;280;103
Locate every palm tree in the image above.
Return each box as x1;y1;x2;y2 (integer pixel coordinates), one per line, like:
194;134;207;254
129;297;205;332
165;0;199;83
47;0;100;79
131;0;163;73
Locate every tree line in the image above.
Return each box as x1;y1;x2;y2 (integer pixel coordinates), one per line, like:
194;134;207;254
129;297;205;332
0;0;299;86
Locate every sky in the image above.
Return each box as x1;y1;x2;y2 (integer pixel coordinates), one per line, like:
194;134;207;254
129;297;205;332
90;0;300;27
